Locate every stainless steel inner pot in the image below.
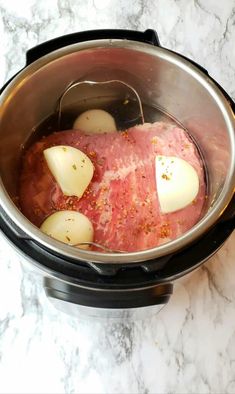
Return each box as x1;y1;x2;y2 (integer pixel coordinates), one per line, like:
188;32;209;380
0;39;234;264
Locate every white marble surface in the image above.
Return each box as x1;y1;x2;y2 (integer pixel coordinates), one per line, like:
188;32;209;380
0;0;235;393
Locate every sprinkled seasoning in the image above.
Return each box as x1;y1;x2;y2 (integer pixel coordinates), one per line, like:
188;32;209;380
72;164;77;170
62;147;67;152
151;137;158;144
159;224;170;238
177;220;184;225
83;189;91;197
144;197;151;205
120;131;132;143
143;223;152;234
121;131;128;138
162;173;170;180
66;236;71;242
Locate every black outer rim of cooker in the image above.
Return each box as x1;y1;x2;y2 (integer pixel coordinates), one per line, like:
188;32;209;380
0;202;234;308
0;29;234;308
1;198;234;285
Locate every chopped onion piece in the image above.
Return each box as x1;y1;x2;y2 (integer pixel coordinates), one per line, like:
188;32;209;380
73;109;116;134
44;145;94;198
155;155;199;213
40;210;94;249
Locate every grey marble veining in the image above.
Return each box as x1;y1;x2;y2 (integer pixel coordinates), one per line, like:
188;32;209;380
0;0;235;393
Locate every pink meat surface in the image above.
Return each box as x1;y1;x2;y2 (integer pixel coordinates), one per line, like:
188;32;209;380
19;122;206;252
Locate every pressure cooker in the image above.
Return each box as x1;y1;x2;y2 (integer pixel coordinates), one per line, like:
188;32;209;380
0;29;234;315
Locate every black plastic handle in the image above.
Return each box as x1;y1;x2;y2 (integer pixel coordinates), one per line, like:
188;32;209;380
26;29;160;65
44;277;173;309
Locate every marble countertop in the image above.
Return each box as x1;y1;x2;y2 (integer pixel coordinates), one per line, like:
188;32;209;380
0;0;235;393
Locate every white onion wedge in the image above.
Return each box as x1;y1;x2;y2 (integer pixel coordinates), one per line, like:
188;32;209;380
155;155;199;213
44;145;94;198
40;211;94;249
73;109;116;134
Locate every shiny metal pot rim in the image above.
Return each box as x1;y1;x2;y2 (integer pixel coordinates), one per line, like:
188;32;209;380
0;39;234;264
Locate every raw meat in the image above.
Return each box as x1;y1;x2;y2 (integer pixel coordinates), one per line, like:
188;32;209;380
19;122;206;252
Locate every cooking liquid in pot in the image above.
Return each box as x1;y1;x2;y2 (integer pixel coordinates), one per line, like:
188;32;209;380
26;100;178;146
20;100;207;252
